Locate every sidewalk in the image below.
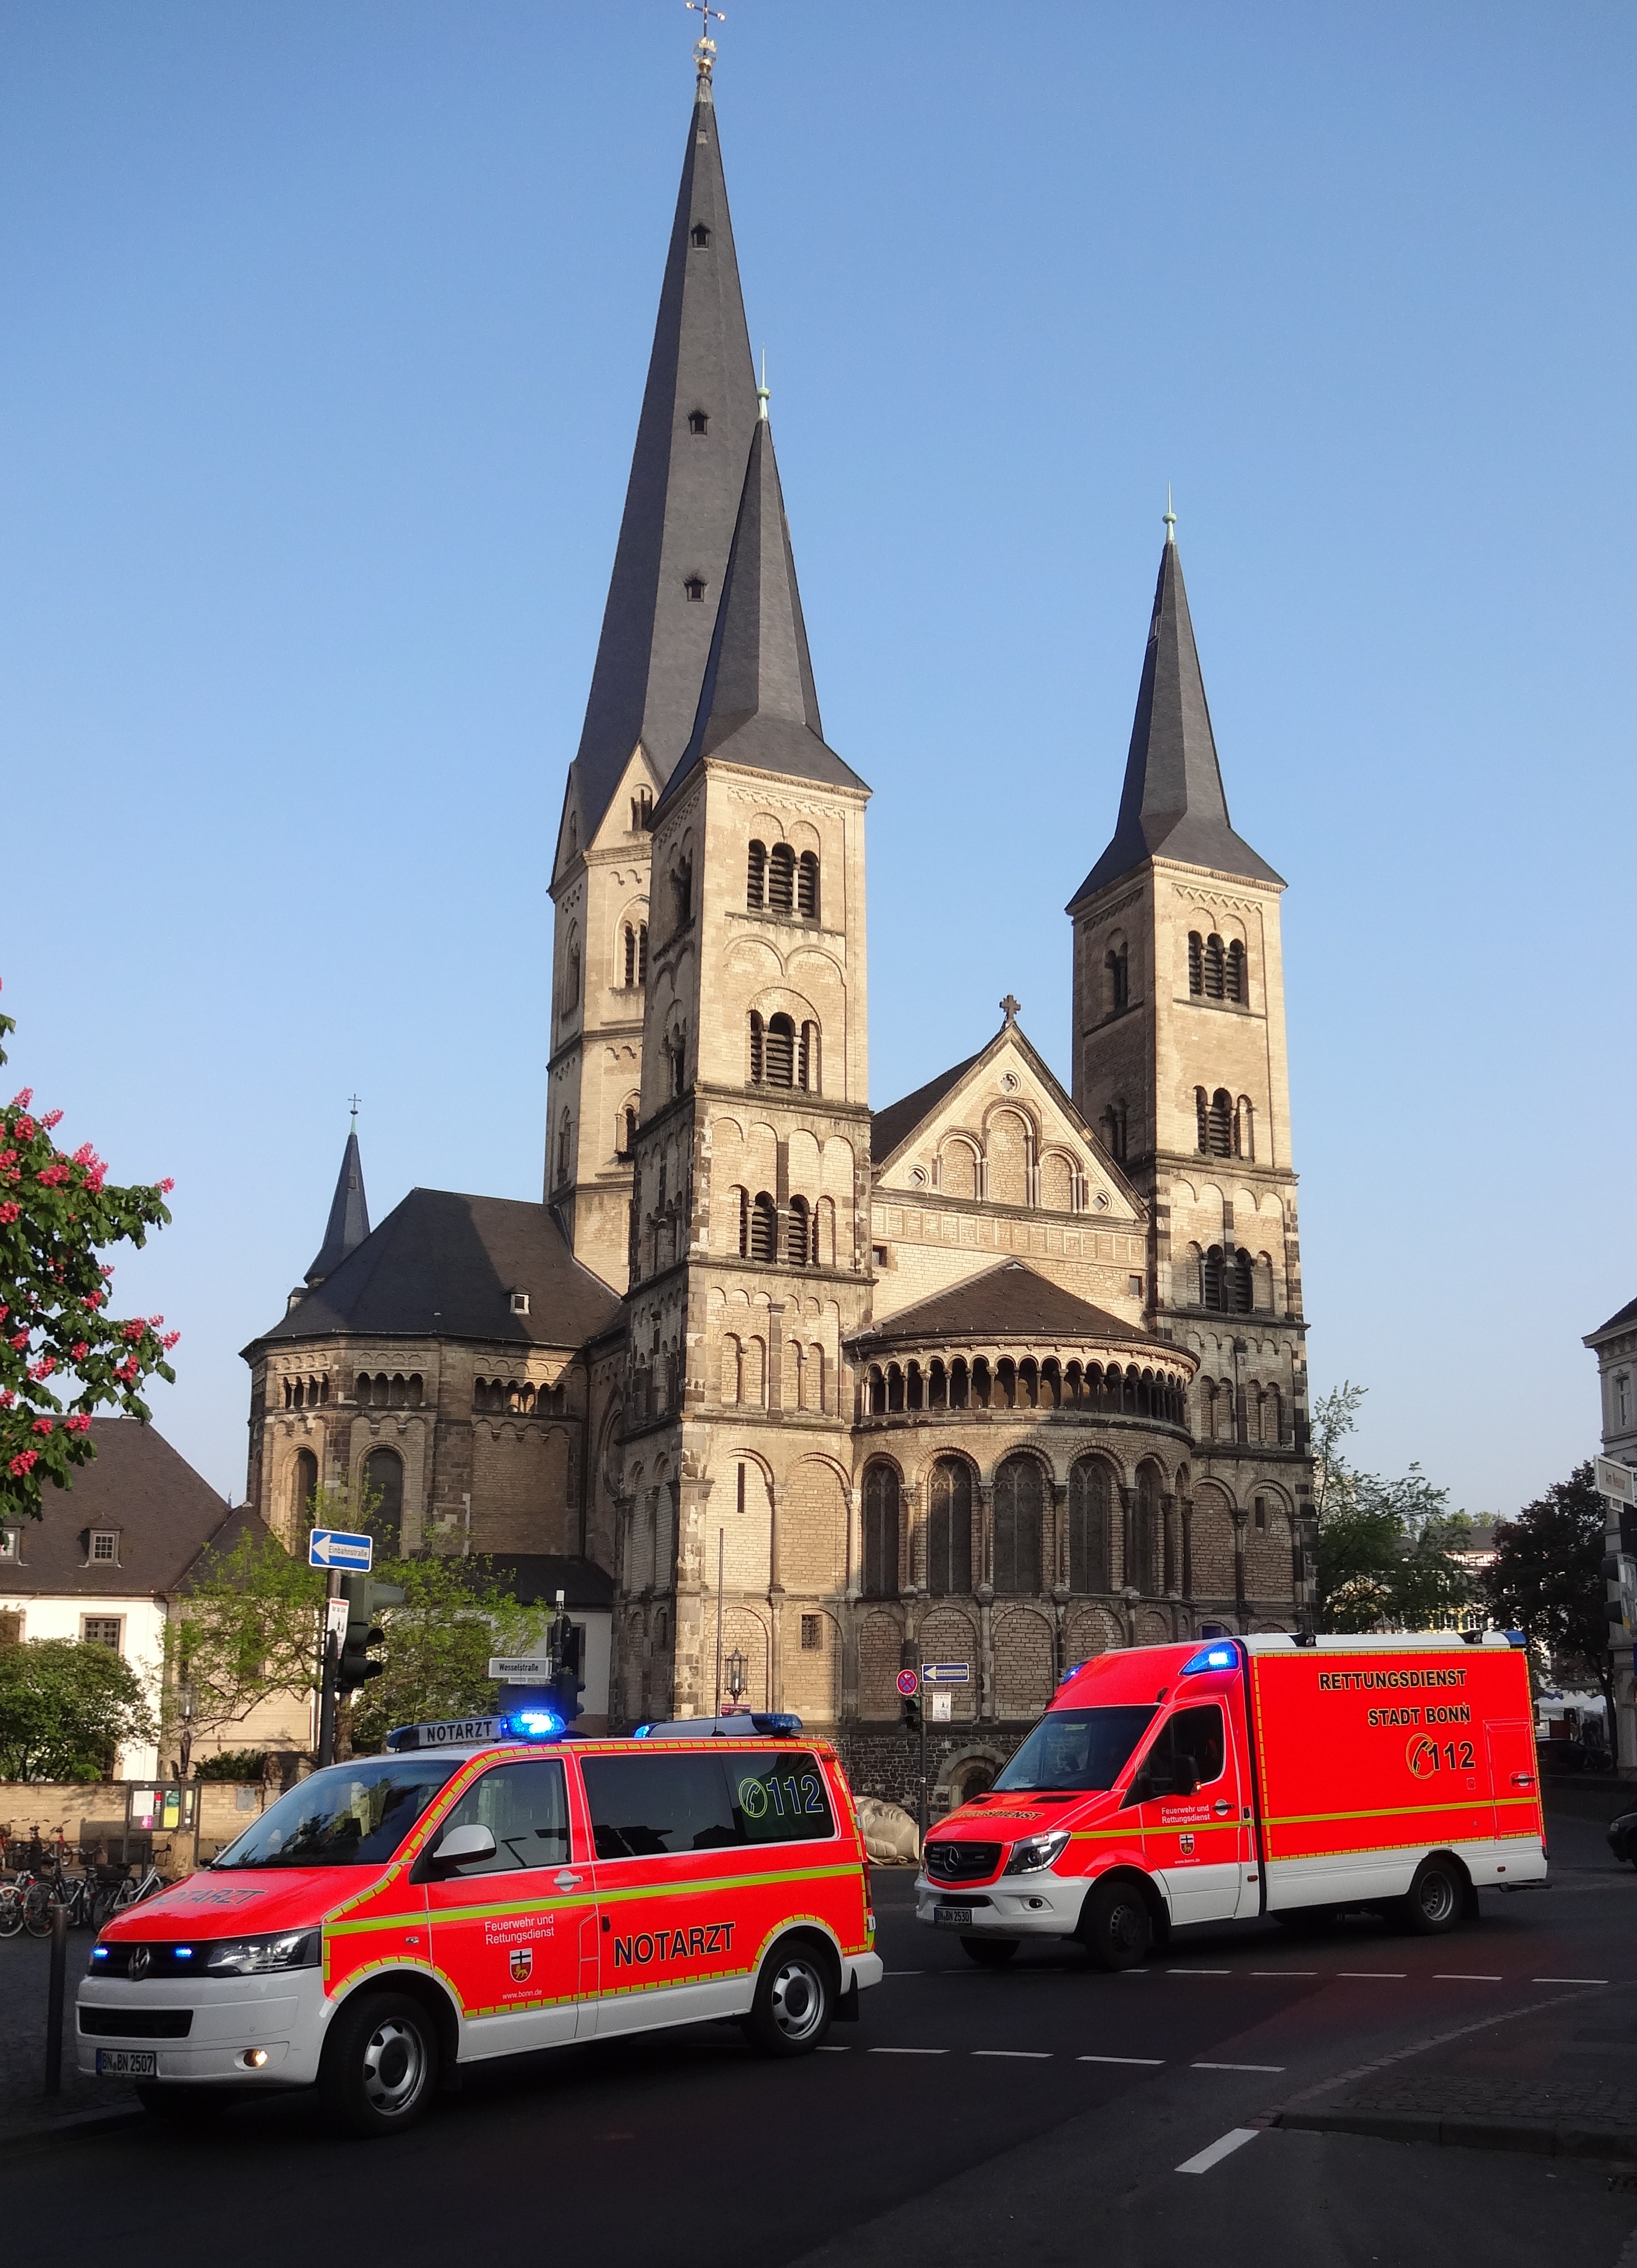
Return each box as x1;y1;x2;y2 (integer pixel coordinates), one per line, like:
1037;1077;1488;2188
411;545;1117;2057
0;1934;137;2145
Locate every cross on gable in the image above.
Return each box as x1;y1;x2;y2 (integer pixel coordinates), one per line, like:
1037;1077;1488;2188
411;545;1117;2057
1000;994;1021;1026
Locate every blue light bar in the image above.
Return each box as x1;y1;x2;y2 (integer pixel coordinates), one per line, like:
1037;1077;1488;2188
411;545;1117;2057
175;1947;194;1960
91;1947;109;1961
1182;1641;1241;1675
499;1709;565;1741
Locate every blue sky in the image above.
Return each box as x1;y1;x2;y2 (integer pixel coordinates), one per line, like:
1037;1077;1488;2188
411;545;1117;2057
3;2;1632;1517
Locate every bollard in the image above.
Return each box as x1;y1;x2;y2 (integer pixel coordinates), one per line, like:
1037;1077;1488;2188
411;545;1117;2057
44;1899;67;2097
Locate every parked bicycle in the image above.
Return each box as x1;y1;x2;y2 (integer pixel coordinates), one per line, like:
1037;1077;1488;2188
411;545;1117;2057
95;1858;164;1924
0;1871;34;1939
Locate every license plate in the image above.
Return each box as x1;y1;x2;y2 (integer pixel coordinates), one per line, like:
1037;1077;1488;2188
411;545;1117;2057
933;1904;974;1928
96;2049;157;2078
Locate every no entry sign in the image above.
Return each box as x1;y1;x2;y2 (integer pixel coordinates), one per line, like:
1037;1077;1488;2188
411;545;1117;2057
896;1668;920;1697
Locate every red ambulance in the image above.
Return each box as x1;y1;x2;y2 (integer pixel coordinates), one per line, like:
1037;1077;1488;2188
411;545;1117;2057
78;1712;880;2136
917;1631;1545;1968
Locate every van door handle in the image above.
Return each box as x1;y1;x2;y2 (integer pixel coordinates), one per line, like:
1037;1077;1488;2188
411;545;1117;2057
1510;1773;1535;1788
554;1870;584;1889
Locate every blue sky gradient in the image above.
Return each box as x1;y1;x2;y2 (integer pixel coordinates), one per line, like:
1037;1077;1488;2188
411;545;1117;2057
3;2;1632;1514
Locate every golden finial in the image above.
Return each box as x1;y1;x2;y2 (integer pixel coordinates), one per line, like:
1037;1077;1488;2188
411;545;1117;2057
687;1;724;80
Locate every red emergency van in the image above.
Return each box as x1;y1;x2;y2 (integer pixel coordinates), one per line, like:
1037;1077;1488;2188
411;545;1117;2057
78;1713;881;2136
917;1632;1545;1968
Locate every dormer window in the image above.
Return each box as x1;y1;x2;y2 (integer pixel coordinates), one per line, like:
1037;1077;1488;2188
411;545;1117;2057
687;409;709;435
0;1529;19;1563
690;222;711;248
683;576;706;603
511;1290;530;1317
90;1531;118;1565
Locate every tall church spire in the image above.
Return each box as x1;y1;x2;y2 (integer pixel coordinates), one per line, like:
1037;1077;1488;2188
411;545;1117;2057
569;69;760;836
1071;534;1281;904
660;414;865;802
305;1122;370;1288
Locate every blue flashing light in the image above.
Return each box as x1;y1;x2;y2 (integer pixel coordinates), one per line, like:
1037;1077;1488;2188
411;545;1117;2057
174;1947;194;1960
500;1709;565;1741
91;1947;109;1961
1504;1629;1528;1649
1183;1642;1241;1675
632;1723;654;1739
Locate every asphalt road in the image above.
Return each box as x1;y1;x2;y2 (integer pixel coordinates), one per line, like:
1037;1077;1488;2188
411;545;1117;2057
8;1807;1637;2267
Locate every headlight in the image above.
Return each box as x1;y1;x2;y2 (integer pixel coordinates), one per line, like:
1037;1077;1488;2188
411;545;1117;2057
203;1930;321;1975
1003;1830;1071;1876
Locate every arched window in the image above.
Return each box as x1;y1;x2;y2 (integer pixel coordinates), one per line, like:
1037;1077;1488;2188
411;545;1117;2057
362;1447;403;1555
1100;1100;1128;1162
992;1455;1044;1595
556;1110;572;1188
798;1021;819;1093
749;1193;777;1264
748;1011;764;1083
1104;944;1129;1014
733;1186;749;1257
687;407;708;434
624;925;637;987
767;843;795;913
1188;931;1204;993
747;840;767;909
862;1464;900;1599
1131;1463;1161;1593
1196;1087;1233;1157
666;1024;687;1097
291;1448;318;1527
1232;1248;1254;1315
562;930;580;1013
815;1195;836;1267
683;576;706;603
671;857;693;928
1069;1458;1112;1593
1202;935;1225;1000
1236;1096;1254;1161
1255;1250;1275;1313
927;1458;972;1597
787;1195;813;1266
797;850;819;920
1196;1087;1209;1154
1225;939;1246;1002
690;222;712;248
620;1105;638;1157
1202;1245;1227;1311
764;1014;795;1087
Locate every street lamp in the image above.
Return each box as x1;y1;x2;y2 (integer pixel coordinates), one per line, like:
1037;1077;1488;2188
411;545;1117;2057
724;1649;746;1706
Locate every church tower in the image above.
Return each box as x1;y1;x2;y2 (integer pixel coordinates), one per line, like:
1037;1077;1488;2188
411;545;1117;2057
1070;521;1315;1625
546;48;759;1292
619;396;874;1723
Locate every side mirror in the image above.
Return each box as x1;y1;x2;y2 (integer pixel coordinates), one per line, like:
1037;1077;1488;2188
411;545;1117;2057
429;1823;496;1876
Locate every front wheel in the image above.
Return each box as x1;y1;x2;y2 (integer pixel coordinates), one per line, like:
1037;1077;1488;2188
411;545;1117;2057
319;1991;440;2138
743;1937;836;2057
1079;1877;1154;1972
960;1935;1020;1969
1401;1856;1465;1935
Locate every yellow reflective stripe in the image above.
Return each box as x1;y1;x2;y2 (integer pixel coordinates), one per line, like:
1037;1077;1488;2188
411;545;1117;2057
596;1863;858;1906
1264;1796;1537;1830
324;1907;431;1938
324;1862;858;1937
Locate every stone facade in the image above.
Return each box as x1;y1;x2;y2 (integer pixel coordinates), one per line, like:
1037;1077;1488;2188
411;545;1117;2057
1586;1295;1637;1768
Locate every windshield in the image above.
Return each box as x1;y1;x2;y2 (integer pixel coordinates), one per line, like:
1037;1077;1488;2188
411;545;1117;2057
211;1759;458;1870
992;1706;1159;1794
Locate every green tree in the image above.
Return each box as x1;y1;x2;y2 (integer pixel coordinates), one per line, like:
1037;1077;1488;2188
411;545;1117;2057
0;990;178;1522
0;1638;156;1781
163;1522;325;1776
345;1550;553;1756
1483;1462;1610;1709
1312;1383;1476;1633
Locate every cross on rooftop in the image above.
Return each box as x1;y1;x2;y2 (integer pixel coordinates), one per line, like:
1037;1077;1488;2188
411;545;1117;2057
1000;994;1021;1026
687;1;724;76
348;1094;362;1123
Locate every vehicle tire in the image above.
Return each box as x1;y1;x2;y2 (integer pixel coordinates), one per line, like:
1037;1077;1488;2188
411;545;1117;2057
742;1935;836;2058
318;1991;440;2138
135;2084;230;2125
959;1935;1020;1969
1078;1876;1153;1973
1401;1856;1465;1935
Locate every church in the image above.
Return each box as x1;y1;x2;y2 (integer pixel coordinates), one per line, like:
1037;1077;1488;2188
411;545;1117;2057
240;43;1314;1799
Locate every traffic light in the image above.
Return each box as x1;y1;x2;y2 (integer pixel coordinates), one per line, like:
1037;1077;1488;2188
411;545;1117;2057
336;1574;405;1695
544;1611;585;1724
900;1689;922;1734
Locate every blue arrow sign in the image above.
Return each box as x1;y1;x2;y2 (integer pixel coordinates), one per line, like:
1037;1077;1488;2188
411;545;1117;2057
922;1662;971;1686
308;1527;374;1572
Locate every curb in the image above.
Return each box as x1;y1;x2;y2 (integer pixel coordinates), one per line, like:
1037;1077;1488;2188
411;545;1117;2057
1277;2106;1637;2163
0;2105;141;2155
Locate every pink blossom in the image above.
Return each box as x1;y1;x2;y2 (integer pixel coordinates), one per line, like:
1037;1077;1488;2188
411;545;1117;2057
14;1116;35;1141
0;1390;12;1408
122;1320;144;1342
0;1206;14;1226
31;1417;53;1436
8;1450;38;1477
35;1163;69;1186
64;1413;91;1435
162;1331;181;1350
41;1109;62;1129
9;1088;33;1109
28;1357;55;1380
70;1341;88;1360
156;1178;175;1195
8;1332;27;1351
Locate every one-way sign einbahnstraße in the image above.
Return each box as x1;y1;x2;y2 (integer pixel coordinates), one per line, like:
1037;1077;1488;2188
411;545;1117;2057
308;1527;374;1572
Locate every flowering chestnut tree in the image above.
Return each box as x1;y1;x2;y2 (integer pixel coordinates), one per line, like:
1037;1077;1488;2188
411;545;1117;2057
0;990;179;1523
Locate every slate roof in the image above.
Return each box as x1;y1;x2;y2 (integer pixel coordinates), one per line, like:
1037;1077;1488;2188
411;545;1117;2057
569;74;761;839
306;1126;370;1286
0;1419;239;1597
1588;1294;1637;1343
658;415;866;811
851;1261;1150;1350
481;1556;616;1612
870;1052;982;1167
255;1190;622;1352
1071;537;1282;905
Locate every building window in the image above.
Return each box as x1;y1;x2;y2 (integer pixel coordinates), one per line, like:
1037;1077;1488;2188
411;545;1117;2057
670;856;693;931
630;789;652;831
562;929;580;1013
1225;939;1246;1003
927;1458;973;1597
690;222;712;248
786;1195;816;1267
0;1529;19;1563
1068;1459;1112;1593
992;1455;1044;1595
862;1463;900;1599
798;1021;819;1094
797;851;819;921
1616;1374;1630;1429
363;1447;404;1555
687;408;708;434
767;842;795;913
1100;1100;1128;1162
623;922;648;987
292;1449;319;1527
1254;1494;1268;1531
683;576;706;603
1188;931;1204;993
872;1243;889;1269
749;1192;778;1265
81;1616;122;1650
621;1106;638;1158
510;1290;530;1316
0;1610;21;1644
90;1531;118;1565
556;1110;573;1188
1196;1086;1235;1158
1105;944;1129;1014
753;1012;794;1087
747;840;767;908
800;1613;821;1651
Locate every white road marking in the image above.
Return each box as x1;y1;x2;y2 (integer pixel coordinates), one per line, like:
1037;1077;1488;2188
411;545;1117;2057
1533;1976;1608;1985
883;1971;924;1977
1167;1967;1232;1975
1250;1970;1315;1978
1433;1974;1502;1982
1337;1971;1405;1979
869;2046;949;2055
1079;2054;1165;2065
817;2045;851;2052
973;2049;1052;2059
1177;2126;1262;2175
1191;2061;1285;2073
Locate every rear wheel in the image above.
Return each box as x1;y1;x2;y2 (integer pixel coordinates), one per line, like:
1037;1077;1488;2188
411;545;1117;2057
1401;1855;1465;1935
959;1935;1019;1969
23;1888;55;1939
319;1991;440;2138
1079;1877;1153;1973
743;1936;835;2058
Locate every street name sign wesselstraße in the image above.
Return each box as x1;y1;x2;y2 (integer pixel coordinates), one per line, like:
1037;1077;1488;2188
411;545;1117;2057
1598;1457;1637;1510
923;1663;972;1686
308;1527;374;1572
489;1657;554;1680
